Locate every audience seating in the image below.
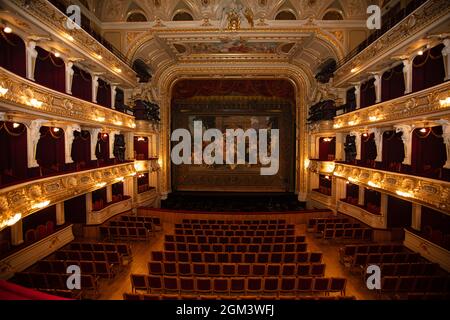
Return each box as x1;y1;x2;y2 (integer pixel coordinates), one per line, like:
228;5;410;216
380;276;450;295
308;218;349;230
163;242;308;253
322;228;373;241
350;252;421;270
174;229;295;236
163;235;304;244
339;243;405;264
123;292;356;300
362;263;440;277
36;260;115;279
181;219;287;225
99;226;150;241
53;250;123;269
175;223;294;230
68;242;132;262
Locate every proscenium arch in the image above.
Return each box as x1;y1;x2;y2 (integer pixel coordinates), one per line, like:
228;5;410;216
152;63;313;201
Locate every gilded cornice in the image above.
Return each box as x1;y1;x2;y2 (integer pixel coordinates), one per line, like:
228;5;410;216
6;0;137;87
0;163;136;230
332;82;450;131
334;0;450;86
0;68;136;131
333;163;450;213
307;160;336;175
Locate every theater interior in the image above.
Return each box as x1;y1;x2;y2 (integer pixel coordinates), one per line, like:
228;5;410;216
0;0;449;303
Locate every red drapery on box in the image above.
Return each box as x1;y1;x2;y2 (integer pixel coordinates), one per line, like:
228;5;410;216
412;43;445;93
360;78;376;108
64;194;87;224
95;133;109;161
71;65;92;102
0;280;68;300
360;133;377;163
0;31;26;77
22;205;57;243
387;196;412;228
96;78;111;108
71;130;91;165
382;131;405;170
382;63;405;102
92;187;107;211
134;136;149;160
318;137;335;161
34;47;65;93
35;127;65;168
0;122;28;184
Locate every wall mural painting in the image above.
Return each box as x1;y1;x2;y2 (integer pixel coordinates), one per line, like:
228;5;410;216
190;40;279;54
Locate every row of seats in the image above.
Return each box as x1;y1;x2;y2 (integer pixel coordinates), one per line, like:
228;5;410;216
163;242;308;253
307;217;349;229
54;250;123;267
124;293;356;301
174;229;295;236
109;221;154;230
351;252;421;269
99;226;150;241
317;223;361;233
130;275;347;296
322;228;373;241
163;235;304;244
339;243;405;264
12;272;99;297
175;224;294;231
36;260;115;279
151;251;323;264
165;234;306;243
67;242;132;261
148;262;326;278
381;276;449;294
181;219;287;225
121;215;161;227
361;263;440;277
38;289;82;300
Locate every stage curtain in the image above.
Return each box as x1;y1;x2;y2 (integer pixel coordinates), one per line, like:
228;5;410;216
63;195;86;224
35;127;65;169
172;79;295;101
360;78;376;108
134;137;149;160
382;131;405;171
71;130;91;165
318;137;335;161
411;126;447;178
71;65;92;102
382;63;405;101
34;47;65;93
412;43;445;93
0;31;26;77
360;133;377;165
96;78;111;108
95;133;109;161
387;196;412;228
0;122;28;185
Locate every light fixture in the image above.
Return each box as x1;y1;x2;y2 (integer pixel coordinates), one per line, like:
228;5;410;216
114;67;122;73
368;181;380;188
12;122;20;129
115;177;125;183
333;123;342;129
362;133;368;137
6;213;22;227
53;127;60;133
348;177;358;183
396;190;413;198
439;97;450;107
95;182;106;188
114;120;123;126
417;50;424;56
419;128;427;133
351;68;358;73
0;86;9;96
325;175;330;180
95;54;103;60
323;137;332;142
29;98;43;108
137;137;146;142
54;51;61;58
102;133;108;138
129;172;137;177
131;123;136;129
66;34;74;41
304;159;310;169
345;181;350;185
3;26;12;33
32;200;50;210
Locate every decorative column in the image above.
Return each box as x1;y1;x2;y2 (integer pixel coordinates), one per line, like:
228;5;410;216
26;119;47;168
369;128;383;162
310;135;318;159
85;128;102;161
106;185;113;203
55;202;65;226
65;60;74;95
109;130;120;159
442;39;450;81
10;220;23;246
25;41;38;81
380;194;388;229
402;59;413;94
335;133;345;161
92;74;99;104
354;83;361;109
439;121;450;169
372;73;382;104
411;204;422;231
62;124;81;164
394;124;413;165
85;192;92;222
111;84;118;109
335;178;347;203
124;132;134;160
358;186;365;206
350;131;361;160
310;173;319;191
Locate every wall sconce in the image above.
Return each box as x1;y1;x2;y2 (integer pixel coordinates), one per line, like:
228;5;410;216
32;200;50;210
323;137;332;142
3;26;12;33
137;137;145;142
419;128;427;133
304;159;310;169
12;123;20;129
362;133;368;137
53;127;60;133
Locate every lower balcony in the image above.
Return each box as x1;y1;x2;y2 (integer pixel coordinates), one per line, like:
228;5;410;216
336;200;386;230
87;197;132;225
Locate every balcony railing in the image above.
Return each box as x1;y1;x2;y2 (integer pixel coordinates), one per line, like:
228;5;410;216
0;163;136;230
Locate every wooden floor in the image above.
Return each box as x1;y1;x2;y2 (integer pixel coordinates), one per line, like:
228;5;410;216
98;222;378;300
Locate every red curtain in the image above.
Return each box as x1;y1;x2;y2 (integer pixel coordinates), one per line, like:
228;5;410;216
96;78;111;108
360;78;376;108
382;63;405;101
345;183;359;204
382;131;405;170
134;137;149;160
412;44;445;92
22;205;56;242
71;130;91;165
34;47;65;93
137;172;150;193
0;31;26;77
0;122;28;185
360;133;377;164
35;127;65;169
0;280;68;300
411;126;447;178
318;137;335;161
92;187;107;211
172;79;295;102
71;65;92;102
364;189;381;214
95;133;109;161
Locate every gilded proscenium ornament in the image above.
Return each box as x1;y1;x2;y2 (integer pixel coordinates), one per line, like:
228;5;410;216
0;68;135;131
334;0;450;86
333;163;450;213
0;163;136;230
332;82;450;131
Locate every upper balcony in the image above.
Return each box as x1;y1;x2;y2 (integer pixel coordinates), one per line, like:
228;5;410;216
2;0;137;87
333;0;450;87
